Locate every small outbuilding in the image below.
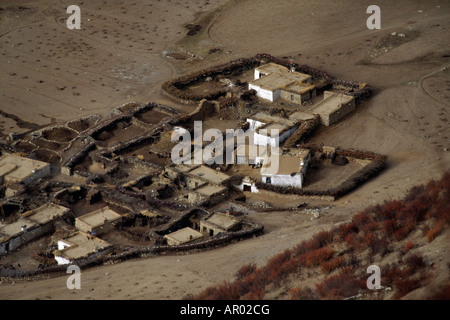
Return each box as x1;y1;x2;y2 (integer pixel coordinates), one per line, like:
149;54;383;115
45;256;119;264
54;231;112;265
75;206;122;236
164;227;204;246
200;213;241;237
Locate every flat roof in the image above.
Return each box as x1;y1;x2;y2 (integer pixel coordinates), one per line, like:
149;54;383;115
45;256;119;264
0;154;49;183
233;144;267;158
256;62;292;75
0;219;37;241
203;213;240;231
256;63;311;81
261;149;310;176
58;232;111;259
251;63;311;91
164;227;203;244
196;184;227;196
189;165;230;185
289;111;316;121
249;112;296;127
308;91;355;116
285;82;316;94
75;206;122;228
23;204;70;225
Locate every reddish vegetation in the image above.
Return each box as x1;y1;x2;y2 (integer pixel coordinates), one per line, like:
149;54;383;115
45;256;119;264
187;172;449;300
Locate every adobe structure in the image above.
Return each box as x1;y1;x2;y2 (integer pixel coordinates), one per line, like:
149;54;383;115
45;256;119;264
0;54;385;279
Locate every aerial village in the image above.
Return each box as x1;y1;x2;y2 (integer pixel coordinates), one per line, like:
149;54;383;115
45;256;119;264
0;54;386;278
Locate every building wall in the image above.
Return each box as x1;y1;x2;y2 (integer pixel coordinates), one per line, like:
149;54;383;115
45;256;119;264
55;255;71;265
321;101;356;126
0;224;51;256
22;165;51;186
248;83;275;102
236;181;259;193
247;118;266;130
262;173;303;188
92;220;120;236
280;91;302;104
199;221;223;237
75;219;93;234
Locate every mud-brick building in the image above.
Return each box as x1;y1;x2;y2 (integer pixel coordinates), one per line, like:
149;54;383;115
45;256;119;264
199;212;241;237
164;227;204;246
307;91;355;126
0;154;51;197
54;231;112;265
0;203;70;256
75;206;122;236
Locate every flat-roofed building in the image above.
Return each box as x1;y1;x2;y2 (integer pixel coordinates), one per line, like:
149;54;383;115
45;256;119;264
188;165;231;186
233;144;267;166
249;63;315;104
192;184;229;206
54;231;112;265
307;91;355;126
0;154;51;196
22;203;70;225
247;113;298;147
0;219;38;255
200;213;241;237
0;203;70;256
75;207;122;236
261;148;311;188
164;227;204;246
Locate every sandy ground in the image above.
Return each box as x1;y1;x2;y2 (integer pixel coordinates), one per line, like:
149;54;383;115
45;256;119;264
0;0;449;299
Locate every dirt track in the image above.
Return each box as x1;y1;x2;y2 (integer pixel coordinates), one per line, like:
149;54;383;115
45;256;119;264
0;0;449;299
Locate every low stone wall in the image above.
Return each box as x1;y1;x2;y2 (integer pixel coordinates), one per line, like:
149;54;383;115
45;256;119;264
0;219;263;280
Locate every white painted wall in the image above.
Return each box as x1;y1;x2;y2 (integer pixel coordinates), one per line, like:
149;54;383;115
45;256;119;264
235;181;259;193
58;240;72;251
246;118;266;130
262;173;304;188
55;255;71;265
248;83;275;101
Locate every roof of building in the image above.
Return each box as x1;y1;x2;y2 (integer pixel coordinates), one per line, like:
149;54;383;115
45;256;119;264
0;219;37;242
57;231;111;260
308;91;355;116
284;82;316;95
0;154;49;183
22;203;70;225
164;227;203;245
289;111;316;121
233;144;267;159
75;206;122;228
202;213;240;231
249;112;296;127
261;148;310;176
188;165;230;185
195;184;227;197
250;63;311;92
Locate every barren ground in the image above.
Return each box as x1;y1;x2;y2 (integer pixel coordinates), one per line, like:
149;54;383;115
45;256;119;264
0;0;449;300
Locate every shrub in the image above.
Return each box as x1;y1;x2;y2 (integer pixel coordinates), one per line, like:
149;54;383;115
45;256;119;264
393;277;420;299
299;247;335;267
403;241;414;253
235;263;257;280
321;256;345;273
427;219;445;242
315;267;365;299
406;253;427;274
289;287;316;300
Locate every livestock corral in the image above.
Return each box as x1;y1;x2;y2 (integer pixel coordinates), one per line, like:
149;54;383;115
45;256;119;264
0;54;385;280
